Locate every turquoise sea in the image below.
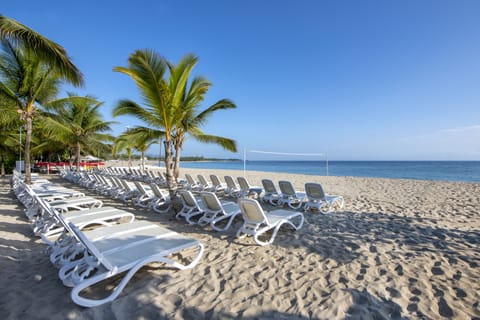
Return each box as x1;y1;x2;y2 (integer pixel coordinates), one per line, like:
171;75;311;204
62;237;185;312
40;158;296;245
177;161;480;183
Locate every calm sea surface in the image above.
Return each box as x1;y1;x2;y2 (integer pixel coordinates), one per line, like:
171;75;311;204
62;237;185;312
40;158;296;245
175;161;480;183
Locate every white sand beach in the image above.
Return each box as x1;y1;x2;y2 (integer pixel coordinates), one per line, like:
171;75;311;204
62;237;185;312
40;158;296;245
1;168;479;319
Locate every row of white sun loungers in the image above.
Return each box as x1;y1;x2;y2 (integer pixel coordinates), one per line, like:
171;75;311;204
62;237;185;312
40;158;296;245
11;171;204;308
10;168;344;307
67;167;343;214
62;169;310;246
61;170;173;213
61;169;343;244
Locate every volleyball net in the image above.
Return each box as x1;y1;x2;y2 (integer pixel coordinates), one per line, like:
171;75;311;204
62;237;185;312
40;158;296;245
243;149;329;176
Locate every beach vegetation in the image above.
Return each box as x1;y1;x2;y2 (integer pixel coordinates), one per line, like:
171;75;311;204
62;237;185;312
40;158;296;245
41;93;115;170
113;49;237;196
167;54;237;180
0;39;63;183
115;128;157;171
0;15;83;183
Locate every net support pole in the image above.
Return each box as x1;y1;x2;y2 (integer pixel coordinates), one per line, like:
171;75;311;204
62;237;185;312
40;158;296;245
243;148;246;177
326;153;329;176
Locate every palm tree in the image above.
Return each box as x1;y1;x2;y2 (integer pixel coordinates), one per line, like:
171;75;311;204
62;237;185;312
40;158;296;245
0;15;83;184
41;94;115;170
113;139;134;168
167;54;237;179
113;50;237;196
0;40;63;183
0;15;83;86
116;127;158;172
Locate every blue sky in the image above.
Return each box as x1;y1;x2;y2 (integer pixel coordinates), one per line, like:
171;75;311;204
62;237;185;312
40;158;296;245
3;0;480;160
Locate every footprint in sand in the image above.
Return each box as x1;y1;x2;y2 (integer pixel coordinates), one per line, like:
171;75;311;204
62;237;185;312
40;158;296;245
409;287;421;296
431;284;444;297
394;264;404;276
431;266;444;275
438;297;454;318
453;271;462;281
453;287;467;298
407;302;418;312
386;287;401;298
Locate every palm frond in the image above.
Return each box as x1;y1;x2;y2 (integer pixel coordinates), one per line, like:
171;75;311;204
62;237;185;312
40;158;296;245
192;99;237;128
192;133;237;152
0;15;83;86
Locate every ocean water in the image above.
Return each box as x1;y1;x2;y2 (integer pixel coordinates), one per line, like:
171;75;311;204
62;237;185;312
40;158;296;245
176;160;480;183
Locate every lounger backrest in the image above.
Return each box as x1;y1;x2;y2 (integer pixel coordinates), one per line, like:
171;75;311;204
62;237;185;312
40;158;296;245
237;177;250;190
149;184;166;199
185;174;195;185
197;175;209;186
305;183;326;200
279;180;296;196
261;179;277;194
238;198;267;224
120;179;133;191
179;190;198;208
200;192;222;211
68;222;114;270
111;177;122;188
210;175;221;186
224;176;236;188
133;181;147;195
37;197;73;234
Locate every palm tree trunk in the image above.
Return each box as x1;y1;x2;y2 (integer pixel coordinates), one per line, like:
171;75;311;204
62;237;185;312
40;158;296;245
69;152;73;169
24;116;33;184
163;140;176;197
76;142;81;171
173;145;181;182
1;154;5;176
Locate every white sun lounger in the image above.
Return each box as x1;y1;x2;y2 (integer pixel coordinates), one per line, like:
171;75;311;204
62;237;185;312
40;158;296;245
304;182;345;213
176;190;205;224
65;222;203;307
149;183;172;213
236;198;304;246
237;176;263;198
261;179;281;206
198;192;242;230
34;196;135;244
278;180;306;210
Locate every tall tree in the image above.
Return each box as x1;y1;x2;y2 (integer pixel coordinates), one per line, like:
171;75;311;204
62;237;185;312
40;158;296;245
41;94;114;170
112;50;237;196
167;54;237;179
116;127;158;172
0;15;83;183
0;40;62;183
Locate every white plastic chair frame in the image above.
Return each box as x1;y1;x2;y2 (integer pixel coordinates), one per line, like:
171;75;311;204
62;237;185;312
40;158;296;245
304;182;345;214
236;198;304;246
66;222;204;307
198;192;242;231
